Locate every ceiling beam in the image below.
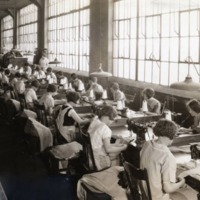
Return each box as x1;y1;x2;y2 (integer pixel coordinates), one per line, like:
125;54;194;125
30;0;43;8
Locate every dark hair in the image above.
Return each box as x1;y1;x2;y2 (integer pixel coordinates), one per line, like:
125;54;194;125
95;91;103;100
46;67;52;73
142;88;155;99
89;76;97;83
57;71;63;76
31;80;40;88
66;91;80;103
99;105;118;120
153;119;178;140
15;72;21;78
47;84;57;93
71;73;77;80
112;82;119;90
186;99;200;113
5;69;10;76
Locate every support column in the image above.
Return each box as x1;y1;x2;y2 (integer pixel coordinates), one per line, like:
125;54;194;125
89;0;112;74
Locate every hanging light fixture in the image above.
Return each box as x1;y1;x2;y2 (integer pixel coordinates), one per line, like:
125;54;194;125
170;56;200;91
90;63;112;77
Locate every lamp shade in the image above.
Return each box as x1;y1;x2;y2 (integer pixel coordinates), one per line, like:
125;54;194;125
49;58;62;64
170;75;200;91
90;65;112;78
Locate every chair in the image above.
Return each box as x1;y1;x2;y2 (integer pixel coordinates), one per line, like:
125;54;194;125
18;92;28;110
33;101;49;127
160;100;166;115
79;127;98;173
123;161;152;200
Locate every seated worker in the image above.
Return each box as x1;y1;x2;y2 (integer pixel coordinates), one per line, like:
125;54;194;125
56;91;91;143
88;105;128;171
142;87;161;114
140;119;197;200
56;71;68;85
186;99;200;133
33;66;46;80
25;80;40;109
10;72;21;88
46;67;57;84
70;73;85;92
39;84;58;115
14;74;28;94
24;62;32;76
2;69;11;85
84;76;104;98
110;82;126;102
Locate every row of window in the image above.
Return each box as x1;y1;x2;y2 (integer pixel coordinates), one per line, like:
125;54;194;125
1;0;200;86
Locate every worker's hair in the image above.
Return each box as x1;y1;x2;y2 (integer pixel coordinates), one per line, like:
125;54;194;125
142;88;155;99
153;119;178;140
66;91;80;103
47;84;57;93
112;82;119;90
31;80;40;88
99;105;118;120
186;99;200;114
46;67;53;73
71;73;77;80
89;76;97;83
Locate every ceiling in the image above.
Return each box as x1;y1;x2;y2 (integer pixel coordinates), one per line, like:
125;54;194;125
0;0;31;19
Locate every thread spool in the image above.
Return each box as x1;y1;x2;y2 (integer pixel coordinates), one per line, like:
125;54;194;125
141;100;148;112
165;110;172;121
78;82;85;91
64;83;68;90
60;78;66;85
117;100;123;110
102;89;108;99
69;83;73;90
89;89;94;99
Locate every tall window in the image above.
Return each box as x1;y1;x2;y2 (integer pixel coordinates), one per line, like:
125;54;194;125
18;4;38;53
47;0;90;72
1;15;13;51
113;0;200;86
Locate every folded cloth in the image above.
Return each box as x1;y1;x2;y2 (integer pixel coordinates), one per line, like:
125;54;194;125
77;166;128;200
50;141;83;160
24;117;53;151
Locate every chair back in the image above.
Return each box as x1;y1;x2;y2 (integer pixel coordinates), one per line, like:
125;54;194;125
123;161;152;200
79;127;97;173
18;92;28;110
160;100;166;115
33;101;49;127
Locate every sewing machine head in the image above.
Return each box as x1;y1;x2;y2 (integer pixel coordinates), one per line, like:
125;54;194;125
190;144;200;160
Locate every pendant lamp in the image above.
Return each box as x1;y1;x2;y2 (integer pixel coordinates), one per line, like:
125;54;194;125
49;58;62;64
90;63;112;78
170;57;200;91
